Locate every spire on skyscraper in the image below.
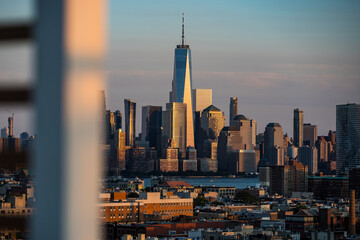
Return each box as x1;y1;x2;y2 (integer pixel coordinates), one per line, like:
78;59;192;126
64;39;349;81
177;13;189;49
182;12;185;46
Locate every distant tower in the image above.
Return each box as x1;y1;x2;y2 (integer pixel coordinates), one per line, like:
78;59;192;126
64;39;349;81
201;105;225;140
141;105;162;155
124;99;136;147
230;114;257;150
264;123;284;159
298;146;318;174
303;123;318;147
229;97;238;125
336;103;360;175
8;113;14;138
114;110;122;131
105;110;115;142
264;123;284;154
1;127;9;138
349;189;356;236
293;108;303;147
169;13;194;148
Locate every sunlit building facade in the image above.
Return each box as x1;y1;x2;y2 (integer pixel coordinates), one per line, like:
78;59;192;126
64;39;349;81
162;103;187;153
124;99;136;147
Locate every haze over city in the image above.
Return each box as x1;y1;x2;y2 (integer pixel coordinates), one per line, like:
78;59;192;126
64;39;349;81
1;0;360;137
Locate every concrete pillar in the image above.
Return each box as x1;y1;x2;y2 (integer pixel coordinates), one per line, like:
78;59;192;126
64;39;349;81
34;0;106;239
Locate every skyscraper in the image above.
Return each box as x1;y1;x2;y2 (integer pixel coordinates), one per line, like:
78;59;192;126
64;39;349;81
229;97;238;125
268;146;285;166
1;127;9;138
217;127;244;172
200;105;225;140
298;146;318;174
336;103;360;175
8;114;14;138
141;105;162;154
293;108;304;147
113;129;126;173
198;105;225;157
230;114;256;150
303;123;318;147
169;14;194;148
264;123;284;159
162;102;187;153
114;110;122;131
124;99;136;147
105;110;115;142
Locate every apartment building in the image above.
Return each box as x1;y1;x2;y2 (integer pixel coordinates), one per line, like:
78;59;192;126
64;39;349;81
98;192;193;223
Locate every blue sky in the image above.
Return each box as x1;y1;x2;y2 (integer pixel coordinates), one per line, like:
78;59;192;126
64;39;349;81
1;0;360;136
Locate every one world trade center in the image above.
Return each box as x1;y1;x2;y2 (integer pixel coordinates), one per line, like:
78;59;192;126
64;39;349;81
169;13;195;148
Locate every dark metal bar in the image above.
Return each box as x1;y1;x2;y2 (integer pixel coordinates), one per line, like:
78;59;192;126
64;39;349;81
0;23;32;42
0;216;28;230
0;87;32;104
0;152;29;169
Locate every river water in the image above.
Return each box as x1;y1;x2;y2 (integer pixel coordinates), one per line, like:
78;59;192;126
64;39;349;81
143;177;259;189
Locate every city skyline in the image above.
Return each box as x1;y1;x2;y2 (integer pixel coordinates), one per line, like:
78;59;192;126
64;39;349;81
1;1;360;137
1;2;360;239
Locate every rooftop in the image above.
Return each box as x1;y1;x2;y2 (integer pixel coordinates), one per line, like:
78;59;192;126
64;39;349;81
266;123;281;128
233;114;248;121
203;105;221;112
159;181;193;188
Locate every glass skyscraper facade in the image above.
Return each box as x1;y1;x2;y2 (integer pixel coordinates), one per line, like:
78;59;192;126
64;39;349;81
169;15;195;148
124;99;136;147
336;103;360;175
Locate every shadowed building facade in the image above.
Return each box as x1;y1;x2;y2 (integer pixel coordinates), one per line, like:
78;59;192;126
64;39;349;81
217;126;244;172
293;108;304;148
336;103;360;175
264;123;284;163
298;146;318;174
270;160;309;197
114;110;122;131
229;97;238;125
303;123;318;147
141;105;162;155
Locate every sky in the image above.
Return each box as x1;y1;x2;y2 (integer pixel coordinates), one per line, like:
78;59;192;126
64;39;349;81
0;0;360;137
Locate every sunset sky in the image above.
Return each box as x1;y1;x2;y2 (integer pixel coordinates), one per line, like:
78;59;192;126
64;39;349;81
1;0;360;136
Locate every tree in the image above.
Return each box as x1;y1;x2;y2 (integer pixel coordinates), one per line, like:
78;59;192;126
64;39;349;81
193;196;209;207
234;191;260;204
127;192;139;198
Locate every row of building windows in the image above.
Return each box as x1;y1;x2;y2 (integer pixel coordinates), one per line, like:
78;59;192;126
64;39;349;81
100;206;139;211
145;202;192;208
145;208;193;214
0;209;33;214
100;213;139;219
